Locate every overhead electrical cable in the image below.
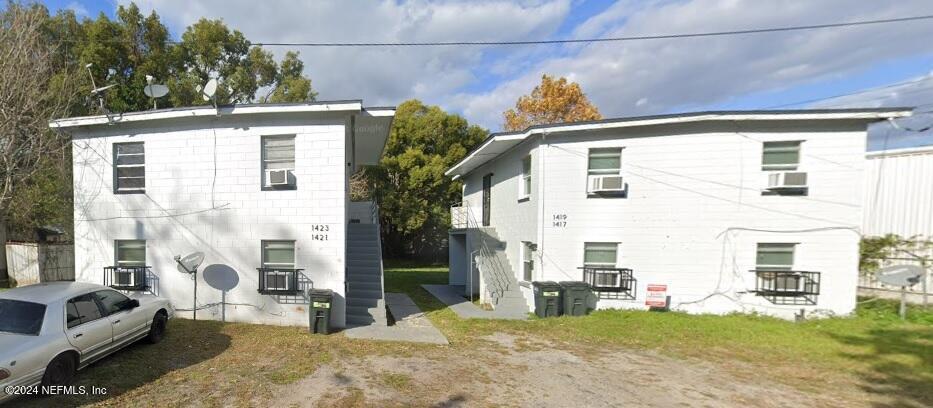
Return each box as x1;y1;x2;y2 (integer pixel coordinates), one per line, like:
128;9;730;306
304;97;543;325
58;14;933;47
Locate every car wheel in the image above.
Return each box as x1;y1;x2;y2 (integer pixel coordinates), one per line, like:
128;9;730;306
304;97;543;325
41;354;76;388
146;312;167;344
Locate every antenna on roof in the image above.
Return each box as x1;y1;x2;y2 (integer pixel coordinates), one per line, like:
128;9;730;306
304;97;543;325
85;63;116;118
143;75;169;110
196;78;220;113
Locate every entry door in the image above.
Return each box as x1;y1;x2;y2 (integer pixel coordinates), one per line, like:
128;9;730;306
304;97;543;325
482;174;492;226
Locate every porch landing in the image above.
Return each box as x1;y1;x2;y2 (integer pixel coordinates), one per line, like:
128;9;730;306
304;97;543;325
421;284;529;320
343;292;448;345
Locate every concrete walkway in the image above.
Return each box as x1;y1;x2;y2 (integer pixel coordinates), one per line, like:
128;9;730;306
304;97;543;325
422;284;528;320
343;292;448;345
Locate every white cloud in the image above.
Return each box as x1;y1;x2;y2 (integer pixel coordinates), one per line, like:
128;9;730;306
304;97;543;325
124;0;571;110
455;0;933;129
120;0;933;133
66;1;90;17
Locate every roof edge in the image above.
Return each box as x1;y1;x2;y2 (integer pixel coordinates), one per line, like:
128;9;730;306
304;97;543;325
49;100;366;129
445;108;914;178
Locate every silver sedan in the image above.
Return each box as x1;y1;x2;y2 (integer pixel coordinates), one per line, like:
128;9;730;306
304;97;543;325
0;281;174;403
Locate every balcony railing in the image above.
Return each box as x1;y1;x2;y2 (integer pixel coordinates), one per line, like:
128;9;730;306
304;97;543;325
752;269;821;305
581;267;636;300
450;204;471;229
257;268;303;295
104;266;151;291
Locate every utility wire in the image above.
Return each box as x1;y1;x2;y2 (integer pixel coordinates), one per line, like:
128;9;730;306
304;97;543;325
59;14;933;47
763;75;933;109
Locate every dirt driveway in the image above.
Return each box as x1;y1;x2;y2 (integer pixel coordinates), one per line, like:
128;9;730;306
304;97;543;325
275;332;851;407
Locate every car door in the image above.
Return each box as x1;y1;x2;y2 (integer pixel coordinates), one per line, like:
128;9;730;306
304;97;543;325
94;290;149;345
65;294;113;360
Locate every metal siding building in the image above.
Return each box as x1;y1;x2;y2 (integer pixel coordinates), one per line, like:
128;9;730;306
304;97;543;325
863;146;933;239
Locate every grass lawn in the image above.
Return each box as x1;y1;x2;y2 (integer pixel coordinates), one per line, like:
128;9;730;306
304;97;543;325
383;261;933;406
18;262;932;407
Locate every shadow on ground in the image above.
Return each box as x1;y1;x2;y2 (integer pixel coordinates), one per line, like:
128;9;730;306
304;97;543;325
828;325;933;408
13;319;231;407
383;264;451;315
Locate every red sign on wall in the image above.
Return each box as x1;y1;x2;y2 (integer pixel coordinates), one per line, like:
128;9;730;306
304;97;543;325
646;284;668;308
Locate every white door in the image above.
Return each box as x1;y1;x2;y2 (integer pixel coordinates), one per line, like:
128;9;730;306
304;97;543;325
65;294;113;359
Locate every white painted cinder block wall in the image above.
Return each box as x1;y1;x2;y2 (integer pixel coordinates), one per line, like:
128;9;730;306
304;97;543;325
71;115;349;328
462;122;866;319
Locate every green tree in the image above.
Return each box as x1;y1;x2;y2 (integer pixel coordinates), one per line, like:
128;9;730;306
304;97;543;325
168;18;277;106
374;100;487;258
266;51;317;103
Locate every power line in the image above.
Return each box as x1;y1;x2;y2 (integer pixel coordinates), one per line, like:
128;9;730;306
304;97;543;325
763;76;933;109
60;14;933;47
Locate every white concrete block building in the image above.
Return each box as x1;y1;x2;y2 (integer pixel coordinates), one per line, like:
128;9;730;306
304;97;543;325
445;109;912;320
50;101;394;329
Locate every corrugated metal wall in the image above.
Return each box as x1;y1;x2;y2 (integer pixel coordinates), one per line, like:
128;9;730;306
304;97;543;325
863;146;933;239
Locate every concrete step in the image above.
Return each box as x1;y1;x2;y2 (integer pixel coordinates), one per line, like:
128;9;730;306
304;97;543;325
347;296;380;308
347;304;387;318
347;246;380;254
348;241;379;248
348;255;381;263
347;266;380;276
348;224;378;229
346;314;387;326
347;280;382;292
346;288;383;300
348;259;380;268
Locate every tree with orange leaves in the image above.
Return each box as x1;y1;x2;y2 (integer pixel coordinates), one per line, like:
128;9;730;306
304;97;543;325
503;74;602;131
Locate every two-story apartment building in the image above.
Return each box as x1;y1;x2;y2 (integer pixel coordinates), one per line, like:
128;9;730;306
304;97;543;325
50;101;394;329
445;108;912;320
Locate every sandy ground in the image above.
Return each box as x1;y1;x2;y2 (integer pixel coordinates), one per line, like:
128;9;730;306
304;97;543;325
274;332;852;407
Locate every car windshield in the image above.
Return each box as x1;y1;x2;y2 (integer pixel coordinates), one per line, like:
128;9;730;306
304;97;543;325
0;299;46;335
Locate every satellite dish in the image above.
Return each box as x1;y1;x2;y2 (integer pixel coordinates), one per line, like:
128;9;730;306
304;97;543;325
175;251;205;274
202;78;218;101
203;264;239;292
877;264;924;287
144;84;169;98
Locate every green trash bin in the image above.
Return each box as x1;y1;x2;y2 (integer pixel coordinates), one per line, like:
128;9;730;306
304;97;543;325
308;289;333;334
532;281;563;318
559;281;593;316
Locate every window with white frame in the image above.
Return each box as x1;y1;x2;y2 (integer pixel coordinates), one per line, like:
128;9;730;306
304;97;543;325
521;241;534;281
584;242;619;287
261;136;296;188
519;155;532;199
114;240;145;286
587;148;622;176
261;241;296;291
761;141;801;171
114;142;145;193
756;243;799;292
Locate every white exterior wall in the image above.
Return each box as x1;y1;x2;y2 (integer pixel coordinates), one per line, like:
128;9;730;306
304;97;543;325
863;146;933;239
462;139;540;288
462;122;868;319
71;114;349;328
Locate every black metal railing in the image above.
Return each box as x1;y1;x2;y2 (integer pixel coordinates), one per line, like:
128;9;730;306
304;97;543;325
257;268;303;295
104;266;151;291
752;269;821;305
581;267;636;300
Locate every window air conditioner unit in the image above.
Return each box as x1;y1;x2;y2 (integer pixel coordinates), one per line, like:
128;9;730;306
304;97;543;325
266;169;292;186
766;172;807;190
588;175;625;193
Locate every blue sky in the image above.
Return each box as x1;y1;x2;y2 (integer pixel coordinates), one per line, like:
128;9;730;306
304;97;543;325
41;0;933;149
